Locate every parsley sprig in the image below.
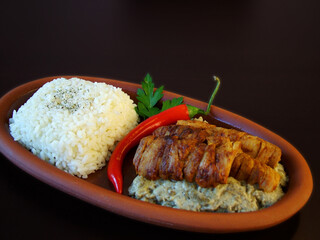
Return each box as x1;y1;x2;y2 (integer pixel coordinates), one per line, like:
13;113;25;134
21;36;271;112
135;73;183;120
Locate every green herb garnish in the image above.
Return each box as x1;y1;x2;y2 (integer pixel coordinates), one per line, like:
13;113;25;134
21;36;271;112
135;73;183;120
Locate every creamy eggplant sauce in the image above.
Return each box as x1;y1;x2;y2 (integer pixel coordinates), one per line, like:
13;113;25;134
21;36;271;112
129;163;288;212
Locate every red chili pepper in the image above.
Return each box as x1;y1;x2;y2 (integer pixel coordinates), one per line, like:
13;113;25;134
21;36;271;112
107;76;220;194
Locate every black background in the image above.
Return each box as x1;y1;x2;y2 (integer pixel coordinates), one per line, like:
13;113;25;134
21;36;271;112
0;1;319;239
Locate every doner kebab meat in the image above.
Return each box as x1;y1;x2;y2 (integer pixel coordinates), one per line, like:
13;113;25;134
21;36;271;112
133;120;282;192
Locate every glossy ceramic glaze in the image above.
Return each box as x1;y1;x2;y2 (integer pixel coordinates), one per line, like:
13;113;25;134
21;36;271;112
0;76;313;233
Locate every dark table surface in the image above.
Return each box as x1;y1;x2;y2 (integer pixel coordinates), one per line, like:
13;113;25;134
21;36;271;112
1;1;319;239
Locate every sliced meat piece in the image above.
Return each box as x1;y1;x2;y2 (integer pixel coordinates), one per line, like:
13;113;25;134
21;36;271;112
239;135;262;158
134;136;167;180
229;153;243;177
159;136;184;180
247;161;265;185
235;153;255;181
259;165;281;192
133;135;156;172
183;143;206;182
177;138;199;160
255;141;275;165
195;143;218;187
245;160;281;192
159;137;199;181
215;140;241;183
267;145;282;168
158;137;177;180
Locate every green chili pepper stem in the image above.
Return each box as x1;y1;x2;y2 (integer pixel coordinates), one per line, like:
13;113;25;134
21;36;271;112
205;76;220;114
186;105;204;118
187;75;220;118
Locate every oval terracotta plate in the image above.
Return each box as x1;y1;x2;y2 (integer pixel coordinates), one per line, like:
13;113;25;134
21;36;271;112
0;76;313;233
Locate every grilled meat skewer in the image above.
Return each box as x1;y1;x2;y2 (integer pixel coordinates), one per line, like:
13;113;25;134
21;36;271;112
133;120;282;192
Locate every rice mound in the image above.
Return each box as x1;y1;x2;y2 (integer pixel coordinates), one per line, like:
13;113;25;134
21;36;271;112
9;77;138;178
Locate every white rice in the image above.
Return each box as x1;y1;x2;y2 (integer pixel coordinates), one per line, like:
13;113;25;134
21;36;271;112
9;77;138;178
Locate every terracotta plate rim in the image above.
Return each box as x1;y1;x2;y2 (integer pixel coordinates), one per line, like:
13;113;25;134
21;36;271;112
0;76;313;233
